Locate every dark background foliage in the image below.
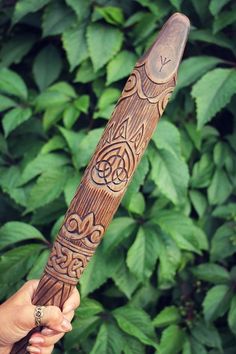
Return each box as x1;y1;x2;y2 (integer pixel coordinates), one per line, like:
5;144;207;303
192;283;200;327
0;0;236;353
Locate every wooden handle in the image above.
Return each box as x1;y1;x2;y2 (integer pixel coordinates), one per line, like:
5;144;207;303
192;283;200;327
11;13;190;354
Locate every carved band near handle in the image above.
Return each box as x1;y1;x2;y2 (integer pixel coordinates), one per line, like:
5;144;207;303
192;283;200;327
11;12;190;354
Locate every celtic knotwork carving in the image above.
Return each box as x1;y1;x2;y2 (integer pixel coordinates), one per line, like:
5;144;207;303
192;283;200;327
45;212;104;284
91;141;135;193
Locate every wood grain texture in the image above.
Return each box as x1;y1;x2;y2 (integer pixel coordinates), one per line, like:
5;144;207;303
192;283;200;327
11;12;190;354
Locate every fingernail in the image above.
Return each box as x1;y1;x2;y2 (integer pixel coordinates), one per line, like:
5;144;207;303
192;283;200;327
41;328;55;335
29;337;45;344
26;346;41;353
61;318;72;331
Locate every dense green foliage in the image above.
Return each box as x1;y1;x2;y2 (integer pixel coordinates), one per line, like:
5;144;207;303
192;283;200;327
0;0;236;353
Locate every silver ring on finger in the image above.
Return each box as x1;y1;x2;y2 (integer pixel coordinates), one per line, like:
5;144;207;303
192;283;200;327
34;305;45;327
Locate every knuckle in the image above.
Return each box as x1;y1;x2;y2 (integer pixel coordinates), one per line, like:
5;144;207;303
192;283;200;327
52;306;63;322
50;306;63;323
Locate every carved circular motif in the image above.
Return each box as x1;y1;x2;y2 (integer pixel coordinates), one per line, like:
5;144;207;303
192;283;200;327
91;141;135;193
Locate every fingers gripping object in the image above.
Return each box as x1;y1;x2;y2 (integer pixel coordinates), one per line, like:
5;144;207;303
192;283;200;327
11;13;190;353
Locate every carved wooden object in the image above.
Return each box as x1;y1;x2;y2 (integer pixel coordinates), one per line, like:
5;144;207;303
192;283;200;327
11;12;190;354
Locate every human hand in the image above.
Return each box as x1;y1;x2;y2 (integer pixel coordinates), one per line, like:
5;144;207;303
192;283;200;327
0;279;80;354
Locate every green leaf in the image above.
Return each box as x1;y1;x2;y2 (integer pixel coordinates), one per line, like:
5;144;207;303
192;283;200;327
185;123;202;151
125;192;145;215
94;6;125;25
152;120;182;159
42;106;64;130
0;94;16;111
228;295;236;335
169;0;182;10
90;322;124;354
191;153;214;188
153;306;181;328
12;0;50;24
87;23;123;71
65;0;90;21
189;30;235;54
211;224;236;262
203;285;232;322
209;0;231;15
58;126;84;157
42;1;75;37
0;222;45;250
192;69;236;129
63;105;80;129
113;306;158;348
123;335;145;354
191;321;222;350
0;68;28;100
40;135;66;154
122;155;149;208
80;244;120;297
36;82;76;110
75;60;105;83
153;209;208;253
191;263;230;284
213;10;236;34
113;255;140;299
98;88;120;110
33;45;62;91
0;166;27;206
62;25;88;72
27;249;50;279
157;232;181;289
189;190;207;218
207;168;232;205
213;142;229;168
74;95;90;113
106;51;137;85
157;325;185;354
0;34;36;67
20;153;69;185
149;145;189;205
64;172;81;206
127;226;160;281
76;297;103;318
0;244;45;283
102;217;136;253
191;0;209;19
175;56;223;93
27;166;72;211
64;316;101;350
2;107;32;137
75;128;103;168
212;203;236;220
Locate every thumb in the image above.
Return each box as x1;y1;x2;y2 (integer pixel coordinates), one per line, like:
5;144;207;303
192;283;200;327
20;305;72;332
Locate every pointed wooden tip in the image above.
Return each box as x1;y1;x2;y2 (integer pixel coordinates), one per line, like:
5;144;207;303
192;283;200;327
137;13;190;83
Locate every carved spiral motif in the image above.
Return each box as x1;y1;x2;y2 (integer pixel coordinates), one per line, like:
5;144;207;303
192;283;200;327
60;212;104;247
120;68;174;108
157;88;174;115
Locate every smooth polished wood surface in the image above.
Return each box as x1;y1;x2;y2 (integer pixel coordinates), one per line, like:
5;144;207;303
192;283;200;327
11;13;190;354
